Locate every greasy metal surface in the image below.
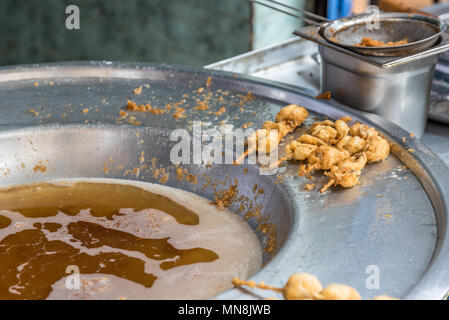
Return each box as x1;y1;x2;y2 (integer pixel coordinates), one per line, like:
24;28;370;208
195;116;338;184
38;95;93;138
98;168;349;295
324;13;446;57
430;62;449;124
0;62;448;300
206;36;449;130
320;45;437;138
206;36;449;170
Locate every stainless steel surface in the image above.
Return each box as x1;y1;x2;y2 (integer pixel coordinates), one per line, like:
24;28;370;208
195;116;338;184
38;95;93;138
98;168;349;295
430;62;449;124
205;37;449;164
207;37;449;165
323;13;447;57
320;44;438;137
210;31;449;136
1;61;448;299
425;4;449;125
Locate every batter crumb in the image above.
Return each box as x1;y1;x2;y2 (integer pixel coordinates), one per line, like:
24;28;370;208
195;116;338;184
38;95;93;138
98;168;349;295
126;100;165;114
28;109;40;117
133;86;143;95
214;107;226;116
315;91;332;100
33;163;47;173
173;107;186;119
305;183;315;191
214;179;239;209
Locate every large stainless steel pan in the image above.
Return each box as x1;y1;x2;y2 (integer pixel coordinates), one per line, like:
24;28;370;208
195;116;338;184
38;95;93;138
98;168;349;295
0;62;448;299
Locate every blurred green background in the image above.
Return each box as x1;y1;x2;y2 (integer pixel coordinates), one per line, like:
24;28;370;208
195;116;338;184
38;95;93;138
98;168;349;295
0;0;313;66
0;0;252;66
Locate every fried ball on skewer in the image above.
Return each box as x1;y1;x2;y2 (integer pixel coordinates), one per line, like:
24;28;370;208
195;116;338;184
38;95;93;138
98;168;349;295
232;273;322;300
282;273;323;300
372;295;400;300
235;105;308;164
232;273;373;300
315;284;362;300
235;128;283;164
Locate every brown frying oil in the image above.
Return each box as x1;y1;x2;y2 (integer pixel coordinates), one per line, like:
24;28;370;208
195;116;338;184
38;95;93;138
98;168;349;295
0;181;219;300
0;182;199;224
0;215;11;228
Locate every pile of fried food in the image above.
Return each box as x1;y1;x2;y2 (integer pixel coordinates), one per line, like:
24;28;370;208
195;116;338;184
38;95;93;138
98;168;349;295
237;104;391;193
356;37;409;47
232;273;397;300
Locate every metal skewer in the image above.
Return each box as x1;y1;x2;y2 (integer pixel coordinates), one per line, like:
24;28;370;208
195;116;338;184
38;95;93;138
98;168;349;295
250;0;330;26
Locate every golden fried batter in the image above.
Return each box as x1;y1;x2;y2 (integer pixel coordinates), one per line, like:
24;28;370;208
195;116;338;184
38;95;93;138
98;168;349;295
310;124;338;143
262;121;294;138
235;104;308;164
297;134;327;146
279;117;391;192
315;283;361;300
357;37;409;47
282;273;322;300
365;135;391;163
336;135;366;155
349;122;378;140
322;153;367;193
285;141;317;161
237;106;390;193
334;119;350;139
372;295;400;300
307;146;350;171
275;104;309;128
232;272;395;300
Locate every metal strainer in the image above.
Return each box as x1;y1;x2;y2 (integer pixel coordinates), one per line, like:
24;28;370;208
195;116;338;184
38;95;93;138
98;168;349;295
251;0;448;57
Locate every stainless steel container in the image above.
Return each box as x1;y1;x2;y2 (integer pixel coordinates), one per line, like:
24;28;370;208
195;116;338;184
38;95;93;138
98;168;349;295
320;45;439;137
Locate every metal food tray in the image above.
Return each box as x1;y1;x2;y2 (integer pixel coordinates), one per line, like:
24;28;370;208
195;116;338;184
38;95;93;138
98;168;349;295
207;36;449;127
0;62;448;300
